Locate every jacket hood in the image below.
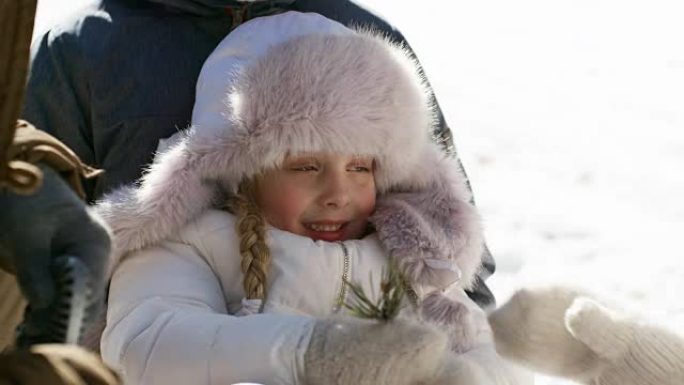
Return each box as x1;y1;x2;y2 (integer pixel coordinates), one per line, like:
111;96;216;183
97;11;483;293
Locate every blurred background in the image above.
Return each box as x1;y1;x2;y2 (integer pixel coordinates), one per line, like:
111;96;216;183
33;1;684;384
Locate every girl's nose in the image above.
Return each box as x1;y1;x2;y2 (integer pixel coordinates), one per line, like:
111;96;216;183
318;173;351;209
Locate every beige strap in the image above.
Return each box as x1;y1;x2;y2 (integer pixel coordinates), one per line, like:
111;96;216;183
1;121;103;198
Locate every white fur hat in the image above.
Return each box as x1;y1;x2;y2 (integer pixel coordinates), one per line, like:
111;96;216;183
190;11;434;193
97;11;483;291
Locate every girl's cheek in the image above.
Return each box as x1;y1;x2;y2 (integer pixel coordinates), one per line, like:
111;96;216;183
363;194;377;215
347;175;375;202
272;184;310;216
356;175;376;211
257;177;303;224
260;194;305;232
352;186;376;218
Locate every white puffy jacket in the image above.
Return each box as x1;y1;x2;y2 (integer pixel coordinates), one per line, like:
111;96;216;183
102;209;530;385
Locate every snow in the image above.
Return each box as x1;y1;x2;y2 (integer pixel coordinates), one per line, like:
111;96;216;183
365;1;684;383
34;1;684;384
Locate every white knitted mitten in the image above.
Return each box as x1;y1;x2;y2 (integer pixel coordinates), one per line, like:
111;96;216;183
488;286;684;385
304;317;455;385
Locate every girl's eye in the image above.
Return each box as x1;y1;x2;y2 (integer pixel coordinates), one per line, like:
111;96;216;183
291;165;318;172
348;165;372;173
348;157;374;173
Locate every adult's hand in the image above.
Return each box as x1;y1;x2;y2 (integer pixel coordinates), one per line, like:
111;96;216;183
0;164;110;320
489;286;684;385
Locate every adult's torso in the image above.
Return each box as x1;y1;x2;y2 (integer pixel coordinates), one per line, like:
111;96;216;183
23;0;494;308
28;0;405;200
67;0;233;198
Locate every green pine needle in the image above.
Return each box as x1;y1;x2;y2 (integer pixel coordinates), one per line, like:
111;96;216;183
343;262;407;322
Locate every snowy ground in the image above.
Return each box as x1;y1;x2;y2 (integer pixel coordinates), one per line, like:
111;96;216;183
366;1;684;383
35;1;684;384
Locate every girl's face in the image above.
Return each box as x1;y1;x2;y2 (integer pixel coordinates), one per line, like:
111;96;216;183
255;152;376;242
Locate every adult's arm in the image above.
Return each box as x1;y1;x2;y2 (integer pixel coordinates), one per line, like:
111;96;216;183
22;26;97;200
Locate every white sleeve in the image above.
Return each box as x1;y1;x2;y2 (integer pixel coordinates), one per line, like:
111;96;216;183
101;237;315;385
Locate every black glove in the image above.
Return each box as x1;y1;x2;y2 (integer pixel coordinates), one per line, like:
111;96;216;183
0;164;110;332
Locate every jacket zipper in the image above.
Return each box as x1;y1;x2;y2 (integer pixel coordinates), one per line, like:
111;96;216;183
332;242;350;313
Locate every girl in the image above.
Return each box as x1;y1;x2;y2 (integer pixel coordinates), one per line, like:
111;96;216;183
97;11;530;385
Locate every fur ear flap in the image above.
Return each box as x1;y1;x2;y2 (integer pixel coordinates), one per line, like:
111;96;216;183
370;147;483;291
95;141;217;273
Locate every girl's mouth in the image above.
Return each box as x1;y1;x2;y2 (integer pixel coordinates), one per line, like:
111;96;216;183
303;221;348;241
308;223;342;232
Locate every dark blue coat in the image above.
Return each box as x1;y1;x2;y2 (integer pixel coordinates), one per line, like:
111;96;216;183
22;0;496;307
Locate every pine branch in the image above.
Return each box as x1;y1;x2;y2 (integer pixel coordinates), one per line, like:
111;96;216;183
343;262;407;322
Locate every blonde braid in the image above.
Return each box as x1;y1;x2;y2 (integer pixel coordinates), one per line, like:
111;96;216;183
226;180;271;300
